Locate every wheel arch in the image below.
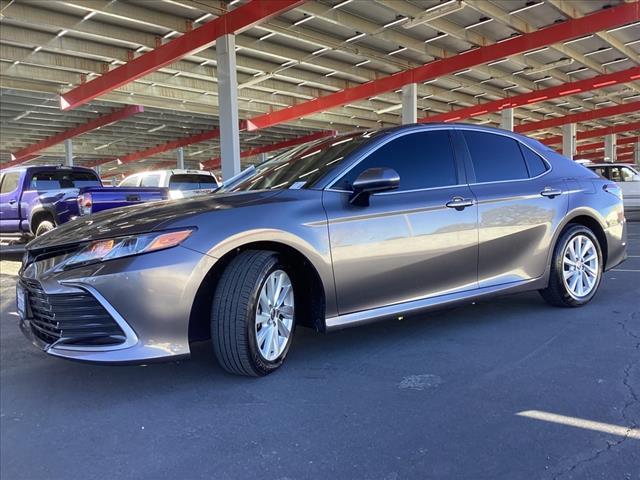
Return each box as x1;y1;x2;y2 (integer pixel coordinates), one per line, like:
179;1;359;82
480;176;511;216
188;239;328;344
29;206;57;235
549;208;609;269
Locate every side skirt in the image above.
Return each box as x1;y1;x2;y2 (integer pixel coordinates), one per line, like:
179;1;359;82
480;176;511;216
325;277;547;332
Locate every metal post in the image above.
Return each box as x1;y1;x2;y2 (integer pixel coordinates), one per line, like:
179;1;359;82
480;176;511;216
635;141;640;167
604;134;616;163
257;152;268;163
217;34;241;180
177;147;185;169
401;83;417;124
500;108;514;131
95;164;101;177
562;123;576;160
64;139;73;166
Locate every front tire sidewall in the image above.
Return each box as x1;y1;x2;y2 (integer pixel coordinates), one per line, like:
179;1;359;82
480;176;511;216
35;220;55;237
552;226;603;306
246;258;296;375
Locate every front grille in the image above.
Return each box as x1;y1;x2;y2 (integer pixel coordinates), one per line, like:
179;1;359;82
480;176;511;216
21;279;126;347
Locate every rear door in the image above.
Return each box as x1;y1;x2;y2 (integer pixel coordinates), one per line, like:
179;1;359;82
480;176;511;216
323;128;478;315
457;128;568;287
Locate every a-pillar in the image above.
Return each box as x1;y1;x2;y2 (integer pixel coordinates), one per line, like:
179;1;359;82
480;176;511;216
217;34;241;180
500;108;514;131
604;134;616;163
562;123;576;160
401;83;417;125
64;139;73;166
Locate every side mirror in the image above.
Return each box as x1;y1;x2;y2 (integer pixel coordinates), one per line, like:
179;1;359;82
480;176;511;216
349;167;400;206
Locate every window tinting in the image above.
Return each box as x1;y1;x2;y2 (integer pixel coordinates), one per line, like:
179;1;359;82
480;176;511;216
169;174;218;190
463;131;529;183
29;170;101;190
520;145;548;177
333;130;457;191
140;174;161;187
1;172;20;194
619;167;635;182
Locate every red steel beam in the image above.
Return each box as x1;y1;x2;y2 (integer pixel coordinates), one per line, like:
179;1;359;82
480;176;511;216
540;121;640;146
515;102;640;133
118;129;220;164
577;146;635;160
244;2;640;131
421;67;640;123
201;130;337;169
59;0;304;110
7;105;144;167
577;136;639;152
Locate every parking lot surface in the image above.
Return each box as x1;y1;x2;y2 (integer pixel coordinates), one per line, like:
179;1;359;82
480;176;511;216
1;224;639;480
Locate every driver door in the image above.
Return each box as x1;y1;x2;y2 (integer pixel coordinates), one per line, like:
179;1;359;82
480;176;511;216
322;129;479;315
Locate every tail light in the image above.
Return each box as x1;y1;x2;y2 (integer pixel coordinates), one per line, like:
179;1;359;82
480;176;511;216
78;192;93;216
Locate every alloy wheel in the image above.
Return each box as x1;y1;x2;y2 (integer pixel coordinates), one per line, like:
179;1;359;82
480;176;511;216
562;235;599;299
255;270;294;361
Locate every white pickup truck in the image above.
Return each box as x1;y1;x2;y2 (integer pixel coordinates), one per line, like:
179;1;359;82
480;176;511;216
584;163;640;215
118;169;219;200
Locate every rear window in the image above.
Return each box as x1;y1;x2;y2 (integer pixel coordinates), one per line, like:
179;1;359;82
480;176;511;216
169;174;218;191
140;174;162;187
29;170;101;190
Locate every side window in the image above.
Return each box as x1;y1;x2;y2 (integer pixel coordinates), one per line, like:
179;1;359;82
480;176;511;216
519;145;548;177
119;175;140;187
619;167;635;182
609;167;622;182
592;167;609;180
333;130;457;192
140;174;162;187
463;131;529;183
29;171;61;190
1;172;20;194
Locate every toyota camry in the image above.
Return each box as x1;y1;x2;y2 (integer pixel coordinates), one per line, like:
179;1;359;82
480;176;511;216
17;124;627;376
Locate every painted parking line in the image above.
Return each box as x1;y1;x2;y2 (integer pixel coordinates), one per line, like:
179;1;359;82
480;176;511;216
609;269;640;273
517;410;640;439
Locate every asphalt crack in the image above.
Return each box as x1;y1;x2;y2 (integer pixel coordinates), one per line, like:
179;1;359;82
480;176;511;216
551;312;639;480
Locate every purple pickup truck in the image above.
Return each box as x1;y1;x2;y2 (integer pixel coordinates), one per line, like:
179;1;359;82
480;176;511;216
0;165;168;238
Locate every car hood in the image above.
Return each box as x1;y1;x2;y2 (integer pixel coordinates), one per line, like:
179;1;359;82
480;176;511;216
27;190;282;251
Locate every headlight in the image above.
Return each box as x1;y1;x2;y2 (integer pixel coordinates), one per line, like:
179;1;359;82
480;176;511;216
62;229;193;268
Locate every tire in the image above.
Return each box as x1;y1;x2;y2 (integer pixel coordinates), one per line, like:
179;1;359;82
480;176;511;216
539;224;603;307
211;250;296;376
34;220;55;237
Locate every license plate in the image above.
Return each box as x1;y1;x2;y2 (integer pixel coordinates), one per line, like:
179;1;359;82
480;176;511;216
16;284;26;320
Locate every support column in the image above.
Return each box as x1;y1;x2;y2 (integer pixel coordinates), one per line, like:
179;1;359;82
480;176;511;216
562;123;576;160
500;108;514;131
177;147;185;169
217;34;241;180
604;134;616;163
64;139;73;166
95;164;101;177
401;83;417;124
635;141;640;167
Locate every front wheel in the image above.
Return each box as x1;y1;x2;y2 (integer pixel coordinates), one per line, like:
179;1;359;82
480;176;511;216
211;250;295;376
34;220;55;237
539;225;603;307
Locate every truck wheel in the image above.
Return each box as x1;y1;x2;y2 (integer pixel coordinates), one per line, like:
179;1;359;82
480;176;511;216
34;220;55;237
211;250;296;377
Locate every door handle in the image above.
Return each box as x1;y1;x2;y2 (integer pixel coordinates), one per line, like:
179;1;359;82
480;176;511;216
446;197;474;210
8;199;17;205
540;187;562;198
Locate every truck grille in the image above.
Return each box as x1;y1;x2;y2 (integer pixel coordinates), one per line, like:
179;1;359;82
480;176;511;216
21;279;125;347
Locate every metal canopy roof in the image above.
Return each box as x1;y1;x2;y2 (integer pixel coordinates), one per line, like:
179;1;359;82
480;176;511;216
0;0;638;176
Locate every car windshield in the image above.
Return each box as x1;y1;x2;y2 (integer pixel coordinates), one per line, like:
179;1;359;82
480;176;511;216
29;170;101;190
169;174;218;190
218;132;378;193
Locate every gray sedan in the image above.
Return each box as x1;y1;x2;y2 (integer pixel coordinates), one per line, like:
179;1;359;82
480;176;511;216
17;124;627;376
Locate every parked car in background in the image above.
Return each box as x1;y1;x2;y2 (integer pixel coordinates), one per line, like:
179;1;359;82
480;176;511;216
0;165;168;237
585;163;640;214
119;169;219;199
17;125;628;376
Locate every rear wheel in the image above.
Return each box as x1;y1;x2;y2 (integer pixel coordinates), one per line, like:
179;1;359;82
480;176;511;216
34;220;55;237
211;250;295;376
539;225;603;307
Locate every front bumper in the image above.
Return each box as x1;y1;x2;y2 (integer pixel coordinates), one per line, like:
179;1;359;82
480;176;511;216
18;245;216;364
